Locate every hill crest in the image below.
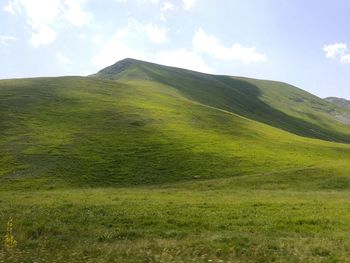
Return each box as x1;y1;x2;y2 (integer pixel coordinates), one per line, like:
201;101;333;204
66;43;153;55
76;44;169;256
91;58;350;143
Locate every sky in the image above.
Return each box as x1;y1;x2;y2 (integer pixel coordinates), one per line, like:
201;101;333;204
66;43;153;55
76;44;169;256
0;0;350;99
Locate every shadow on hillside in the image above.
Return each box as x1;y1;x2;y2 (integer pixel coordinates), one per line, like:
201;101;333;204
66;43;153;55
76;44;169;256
144;67;350;144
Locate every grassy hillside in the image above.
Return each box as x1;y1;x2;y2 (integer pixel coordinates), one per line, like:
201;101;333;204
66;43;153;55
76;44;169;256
1;59;350;262
95;58;350;143
1;74;350;189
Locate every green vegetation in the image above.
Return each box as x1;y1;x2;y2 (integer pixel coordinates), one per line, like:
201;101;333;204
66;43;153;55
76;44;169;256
1;59;350;262
95;58;350;143
2;175;350;262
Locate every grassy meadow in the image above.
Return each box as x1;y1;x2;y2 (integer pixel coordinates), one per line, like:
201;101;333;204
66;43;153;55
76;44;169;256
2;172;350;262
1;60;350;262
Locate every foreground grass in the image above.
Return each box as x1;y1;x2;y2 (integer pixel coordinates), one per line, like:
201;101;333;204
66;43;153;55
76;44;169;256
2;171;350;262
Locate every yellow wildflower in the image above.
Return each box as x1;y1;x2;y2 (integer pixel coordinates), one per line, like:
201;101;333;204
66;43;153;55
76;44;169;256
4;217;17;250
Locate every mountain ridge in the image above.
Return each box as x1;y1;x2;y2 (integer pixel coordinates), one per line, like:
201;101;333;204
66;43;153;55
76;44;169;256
92;58;350;143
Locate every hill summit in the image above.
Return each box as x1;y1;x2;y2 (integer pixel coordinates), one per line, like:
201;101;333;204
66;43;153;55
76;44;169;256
95;58;139;76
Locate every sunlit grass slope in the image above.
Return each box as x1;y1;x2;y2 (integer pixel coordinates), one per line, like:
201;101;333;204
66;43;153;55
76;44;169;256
1;73;350;189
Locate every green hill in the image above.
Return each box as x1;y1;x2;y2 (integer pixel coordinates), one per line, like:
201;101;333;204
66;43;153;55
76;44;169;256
0;58;349;189
2;59;350;262
94;58;350;143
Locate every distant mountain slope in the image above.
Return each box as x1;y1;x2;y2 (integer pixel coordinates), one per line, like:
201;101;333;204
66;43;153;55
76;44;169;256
325;97;350;109
324;97;350;125
93;58;350;143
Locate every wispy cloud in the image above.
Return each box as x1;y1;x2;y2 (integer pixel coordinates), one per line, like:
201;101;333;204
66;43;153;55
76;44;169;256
116;19;169;44
30;25;57;47
192;28;267;64
3;0;92;47
141;23;168;44
323;43;347;58
341;54;350;63
92;36;146;69
182;0;197;10
92;39;213;74
92;27;212;73
57;52;73;65
155;48;213;73
161;1;174;11
116;0;159;3
92;25;267;73
0;35;17;45
323;43;350;63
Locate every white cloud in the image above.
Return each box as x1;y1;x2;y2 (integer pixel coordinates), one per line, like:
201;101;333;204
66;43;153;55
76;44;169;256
62;0;92;27
3;1;16;14
160;1;175;21
155;48;213;73
92;37;146;69
92;17;171;69
30;24;57;47
57;52;73;65
340;54;350;64
93;42;213;74
141;0;159;3
94;26;269;74
182;0;197;10
115;0;160;3
323;43;347;58
142;23;168;44
192;28;267;64
162;1;174;11
0;35;17;45
323;42;350;64
118;19;169;44
3;0;92;47
92;28;212;73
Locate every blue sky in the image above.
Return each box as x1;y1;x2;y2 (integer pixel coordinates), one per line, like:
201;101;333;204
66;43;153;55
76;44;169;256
1;0;350;99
